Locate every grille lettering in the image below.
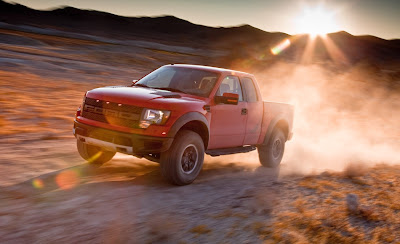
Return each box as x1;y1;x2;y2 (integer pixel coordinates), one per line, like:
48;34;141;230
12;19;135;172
83;102;140;121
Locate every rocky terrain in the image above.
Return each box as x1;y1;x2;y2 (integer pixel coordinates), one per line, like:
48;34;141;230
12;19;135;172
1;1;400;243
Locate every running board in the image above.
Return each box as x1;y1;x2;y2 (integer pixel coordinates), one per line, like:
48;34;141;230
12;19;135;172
206;146;256;157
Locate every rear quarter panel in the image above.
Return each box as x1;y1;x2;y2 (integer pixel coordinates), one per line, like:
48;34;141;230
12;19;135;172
257;102;294;144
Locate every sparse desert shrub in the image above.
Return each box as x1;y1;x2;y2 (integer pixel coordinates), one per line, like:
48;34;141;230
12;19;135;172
350;178;370;186
293;198;306;213
372;226;396;242
272;229;308;244
331;191;345;199
212;209;248;219
323;197;335;204
358;206;381;221
147;214;180;242
189;225;211;234
250;221;272;236
390;203;400;210
318;180;340;189
251;190;278;214
298;177;318;190
0;115;7;127
38;121;49;127
213;209;233;219
343;162;368;178
40;133;60;140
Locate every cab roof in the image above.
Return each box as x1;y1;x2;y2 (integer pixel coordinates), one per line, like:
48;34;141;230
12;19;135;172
165;64;253;77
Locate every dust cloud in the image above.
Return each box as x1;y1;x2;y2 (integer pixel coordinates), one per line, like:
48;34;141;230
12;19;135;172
252;62;400;174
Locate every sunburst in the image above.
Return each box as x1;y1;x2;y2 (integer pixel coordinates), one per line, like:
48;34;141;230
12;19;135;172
296;7;339;37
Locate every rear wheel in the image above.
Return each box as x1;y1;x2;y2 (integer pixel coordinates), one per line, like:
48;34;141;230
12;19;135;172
77;140;116;165
160;130;204;185
258;128;286;167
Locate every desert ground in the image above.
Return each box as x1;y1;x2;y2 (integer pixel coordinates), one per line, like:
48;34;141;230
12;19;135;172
1;23;400;243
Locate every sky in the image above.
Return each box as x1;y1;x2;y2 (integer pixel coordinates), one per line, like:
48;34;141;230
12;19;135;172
5;0;400;39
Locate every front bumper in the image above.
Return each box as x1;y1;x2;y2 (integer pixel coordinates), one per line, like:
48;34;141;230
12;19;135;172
73;120;173;155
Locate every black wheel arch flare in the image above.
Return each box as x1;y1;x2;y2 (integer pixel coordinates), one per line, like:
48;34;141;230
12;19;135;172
263;114;290;145
167;112;210;149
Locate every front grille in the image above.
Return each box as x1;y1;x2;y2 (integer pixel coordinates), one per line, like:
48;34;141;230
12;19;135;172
81;97;143;129
84;97;142;113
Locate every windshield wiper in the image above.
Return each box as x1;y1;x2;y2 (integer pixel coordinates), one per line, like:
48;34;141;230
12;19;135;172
153;87;185;93
135;83;149;88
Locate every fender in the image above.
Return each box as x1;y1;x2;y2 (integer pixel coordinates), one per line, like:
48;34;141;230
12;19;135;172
167;112;210;145
262;114;289;145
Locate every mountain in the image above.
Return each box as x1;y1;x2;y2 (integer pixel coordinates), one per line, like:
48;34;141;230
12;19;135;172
0;0;287;47
0;0;399;69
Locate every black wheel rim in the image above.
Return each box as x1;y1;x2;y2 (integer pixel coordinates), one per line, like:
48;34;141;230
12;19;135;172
272;139;282;159
180;144;198;174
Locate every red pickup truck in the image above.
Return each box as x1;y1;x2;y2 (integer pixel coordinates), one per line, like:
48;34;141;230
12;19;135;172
73;64;294;185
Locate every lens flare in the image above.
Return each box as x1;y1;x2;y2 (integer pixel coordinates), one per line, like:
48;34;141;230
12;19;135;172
32;178;44;189
55;170;80;190
271;39;291;55
88;151;103;163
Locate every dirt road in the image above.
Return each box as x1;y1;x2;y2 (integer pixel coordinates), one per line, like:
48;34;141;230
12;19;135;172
0;136;290;243
2;135;400;243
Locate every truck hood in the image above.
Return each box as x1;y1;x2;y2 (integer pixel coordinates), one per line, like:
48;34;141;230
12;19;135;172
86;86;206;108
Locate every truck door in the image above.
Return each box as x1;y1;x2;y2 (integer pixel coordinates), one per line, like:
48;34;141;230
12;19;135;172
209;75;247;149
241;77;263;145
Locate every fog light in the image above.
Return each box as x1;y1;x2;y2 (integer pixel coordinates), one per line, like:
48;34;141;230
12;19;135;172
139;120;151;129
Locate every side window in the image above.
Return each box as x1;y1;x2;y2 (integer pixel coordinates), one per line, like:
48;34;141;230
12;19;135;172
216;76;243;101
241;77;258;102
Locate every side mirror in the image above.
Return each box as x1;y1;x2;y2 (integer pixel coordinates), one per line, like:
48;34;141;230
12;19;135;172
215;93;239;105
132;79;138;85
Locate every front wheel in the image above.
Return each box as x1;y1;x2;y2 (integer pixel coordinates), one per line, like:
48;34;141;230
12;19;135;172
257;128;286;167
77;140;116;165
160;130;205;185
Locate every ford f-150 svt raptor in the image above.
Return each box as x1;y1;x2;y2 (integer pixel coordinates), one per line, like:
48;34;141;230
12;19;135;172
73;64;294;185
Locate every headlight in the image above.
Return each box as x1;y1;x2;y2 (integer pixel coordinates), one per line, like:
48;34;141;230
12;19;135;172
140;109;171;128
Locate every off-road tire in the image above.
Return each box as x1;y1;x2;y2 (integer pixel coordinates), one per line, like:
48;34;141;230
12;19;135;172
160;130;205;185
258;128;286;167
77;140;116;165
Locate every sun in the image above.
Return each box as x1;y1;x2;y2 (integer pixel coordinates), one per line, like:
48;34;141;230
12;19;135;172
296;7;338;37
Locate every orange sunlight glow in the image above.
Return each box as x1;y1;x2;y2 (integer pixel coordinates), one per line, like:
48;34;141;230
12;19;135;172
296;7;338;37
56;170;80;190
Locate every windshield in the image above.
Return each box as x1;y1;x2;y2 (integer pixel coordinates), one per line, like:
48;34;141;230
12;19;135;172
135;66;219;97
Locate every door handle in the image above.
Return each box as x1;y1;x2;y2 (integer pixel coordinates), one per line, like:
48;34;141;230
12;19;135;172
241;108;247;115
